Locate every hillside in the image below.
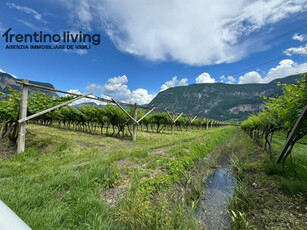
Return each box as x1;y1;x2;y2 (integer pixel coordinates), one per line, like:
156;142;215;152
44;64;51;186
149;74;303;121
0;71;57;97
72;102;103;109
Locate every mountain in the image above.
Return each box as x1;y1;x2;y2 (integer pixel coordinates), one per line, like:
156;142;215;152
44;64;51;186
0;71;57;97
72;102;103;109
148;74;304;122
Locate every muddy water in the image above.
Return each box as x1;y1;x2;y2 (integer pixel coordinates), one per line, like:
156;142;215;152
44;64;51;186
195;154;236;229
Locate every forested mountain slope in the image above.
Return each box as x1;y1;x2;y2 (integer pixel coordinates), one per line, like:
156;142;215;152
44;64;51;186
149;74;302;121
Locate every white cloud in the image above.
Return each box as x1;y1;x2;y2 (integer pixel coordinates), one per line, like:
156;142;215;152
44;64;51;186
68;89;82;95
63;48;88;55
130;88;154;105
14;19;52;33
227;76;235;83
67;89;104;105
59;0;93;30
292;33;305;42
105;75;128;86
238;71;264;84
60;0;307;66
6;3;47;23
264;59;307;82
160;76;188;91
74;49;88;55
102;75;129;100
239;59;307;84
284;44;307;56
195;73;216;83
160;77;177;91
67;89;97;98
178;78;188;86
86;83;103;92
220;75;235;84
85;75;154;105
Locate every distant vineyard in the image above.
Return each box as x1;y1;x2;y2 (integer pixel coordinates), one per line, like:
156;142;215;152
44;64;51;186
241;76;307;166
0;88;221;142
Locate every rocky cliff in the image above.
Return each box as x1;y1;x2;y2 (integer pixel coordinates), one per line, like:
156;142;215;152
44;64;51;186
0;71;57;97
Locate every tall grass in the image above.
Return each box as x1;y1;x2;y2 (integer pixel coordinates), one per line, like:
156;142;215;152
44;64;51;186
0;124;235;229
265;134;307;195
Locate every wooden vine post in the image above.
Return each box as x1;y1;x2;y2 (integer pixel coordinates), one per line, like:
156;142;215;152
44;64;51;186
16;79;92;153
132;104;138;142
17;79;29;154
18;94;91;124
111;98;155;141
0;118;6;136
187;115;197;132
275;100;307;163
166;111;182;135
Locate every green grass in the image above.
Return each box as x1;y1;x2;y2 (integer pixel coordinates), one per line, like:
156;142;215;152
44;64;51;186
266;132;307;195
229;130;307;229
0;124;235;229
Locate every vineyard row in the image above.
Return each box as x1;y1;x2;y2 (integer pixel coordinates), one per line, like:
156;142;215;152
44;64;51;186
241;75;307;167
0;84;225;151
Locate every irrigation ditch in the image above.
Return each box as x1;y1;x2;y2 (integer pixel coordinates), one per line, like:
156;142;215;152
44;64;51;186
194;136;237;229
195;153;236;229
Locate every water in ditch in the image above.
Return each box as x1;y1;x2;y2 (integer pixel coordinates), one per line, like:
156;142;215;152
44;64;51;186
195;154;236;229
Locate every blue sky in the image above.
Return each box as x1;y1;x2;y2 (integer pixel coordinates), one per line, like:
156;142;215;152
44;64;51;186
0;0;307;104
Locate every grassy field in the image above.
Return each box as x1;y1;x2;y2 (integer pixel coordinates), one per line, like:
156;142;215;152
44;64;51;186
229;130;307;229
0;124;236;229
1;124;306;229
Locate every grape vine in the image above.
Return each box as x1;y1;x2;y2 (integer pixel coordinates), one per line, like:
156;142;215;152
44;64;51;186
241;75;307;166
0;87;221;142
